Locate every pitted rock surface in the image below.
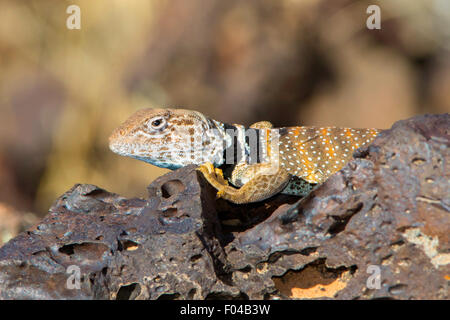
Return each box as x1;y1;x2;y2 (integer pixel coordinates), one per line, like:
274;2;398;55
0;114;448;299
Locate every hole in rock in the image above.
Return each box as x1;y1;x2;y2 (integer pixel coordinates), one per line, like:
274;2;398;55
205;292;249;300
58;242;109;260
238;265;252;273
190;254;202;262
272;259;356;299
300;247;318;256
162;207;178;217
161;180;185;198
187;289;197;299
412;157;426;165
121;240;139;251
116;283;141;300
59;244;75;255
157;293;180;300
328;203;363;235
388;284;408;295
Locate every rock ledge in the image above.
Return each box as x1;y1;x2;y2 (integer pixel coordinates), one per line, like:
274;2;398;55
0;114;448;299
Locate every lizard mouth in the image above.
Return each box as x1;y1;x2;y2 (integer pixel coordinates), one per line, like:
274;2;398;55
109;136;135;156
108;140;124;155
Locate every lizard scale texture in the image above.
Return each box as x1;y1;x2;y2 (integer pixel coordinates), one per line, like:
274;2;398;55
109;108;380;203
278;126;379;184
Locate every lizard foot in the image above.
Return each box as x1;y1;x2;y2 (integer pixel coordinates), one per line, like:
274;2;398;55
216;188;227;199
197;162;229;189
199;162;291;204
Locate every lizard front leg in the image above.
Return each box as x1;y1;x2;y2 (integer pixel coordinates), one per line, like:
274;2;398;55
198;162;291;204
197;162;229;190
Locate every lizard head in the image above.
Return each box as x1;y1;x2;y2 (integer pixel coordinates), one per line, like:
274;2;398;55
109;108;229;169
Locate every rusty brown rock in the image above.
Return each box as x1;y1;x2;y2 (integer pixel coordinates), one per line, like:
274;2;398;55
227;113;449;299
0;167;236;299
0;113;448;299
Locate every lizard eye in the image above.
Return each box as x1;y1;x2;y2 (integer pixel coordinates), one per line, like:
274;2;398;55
148;117;166;130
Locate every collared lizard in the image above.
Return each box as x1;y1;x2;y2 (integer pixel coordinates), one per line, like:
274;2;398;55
109;108;380;204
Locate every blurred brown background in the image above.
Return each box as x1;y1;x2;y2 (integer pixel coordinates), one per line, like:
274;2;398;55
0;0;449;244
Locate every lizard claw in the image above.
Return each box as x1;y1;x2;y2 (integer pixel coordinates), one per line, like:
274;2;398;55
216;188;226;199
197;162;229;187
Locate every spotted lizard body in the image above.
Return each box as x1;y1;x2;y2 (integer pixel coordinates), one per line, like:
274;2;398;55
109;108;380;204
